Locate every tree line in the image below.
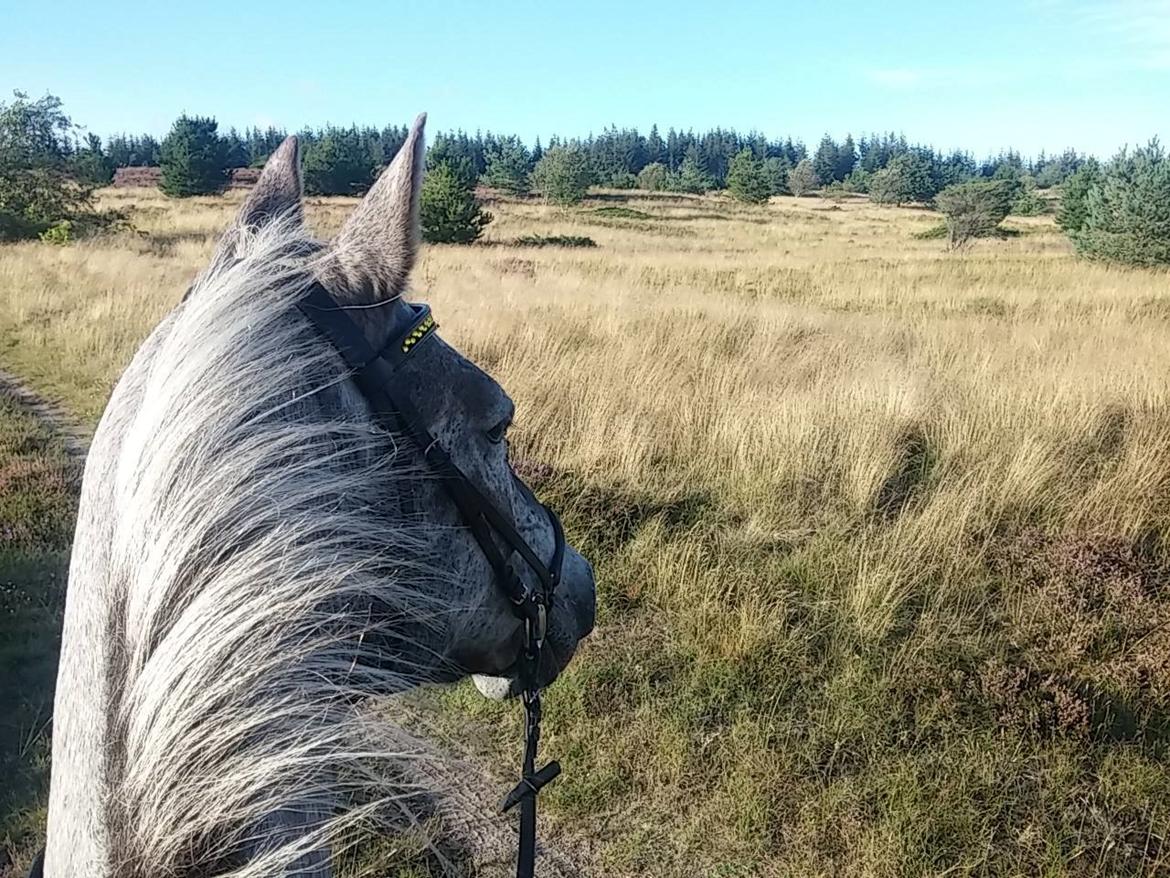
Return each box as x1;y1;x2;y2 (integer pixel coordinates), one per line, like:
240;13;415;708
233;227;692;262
1;90;1166;267
86;113;1093;200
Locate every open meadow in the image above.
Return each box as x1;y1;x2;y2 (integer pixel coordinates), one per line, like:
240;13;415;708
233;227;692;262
2;186;1169;876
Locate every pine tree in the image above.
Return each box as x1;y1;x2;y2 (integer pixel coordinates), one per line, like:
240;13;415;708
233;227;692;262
302;127;375;196
71;133;113;186
666;128;681;171
726;149;771;203
813;134;840;184
421;161;492;244
1056;161;1102;233
531;137;543;165
427;133;479;189
763;156;789;195
160;115;227;197
646;124;665;166
482;135;531;194
1071;140;1170;266
835;135;857;182
675;152;713;194
223;127;248;168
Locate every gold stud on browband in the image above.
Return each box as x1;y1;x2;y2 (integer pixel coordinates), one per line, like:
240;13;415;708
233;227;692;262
401;314;436;354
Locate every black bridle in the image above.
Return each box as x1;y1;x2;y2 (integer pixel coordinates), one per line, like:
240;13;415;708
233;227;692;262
296;283;565;878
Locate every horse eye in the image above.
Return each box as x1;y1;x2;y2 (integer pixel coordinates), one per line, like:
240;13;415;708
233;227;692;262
486;418;510;444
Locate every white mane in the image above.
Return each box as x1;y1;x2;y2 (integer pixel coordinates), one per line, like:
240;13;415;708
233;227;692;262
67;220;447;876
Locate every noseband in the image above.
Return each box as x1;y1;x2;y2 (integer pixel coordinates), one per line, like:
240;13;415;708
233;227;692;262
296;283;564;878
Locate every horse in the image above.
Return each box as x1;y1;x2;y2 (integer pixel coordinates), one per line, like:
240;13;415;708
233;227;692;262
43;115;596;877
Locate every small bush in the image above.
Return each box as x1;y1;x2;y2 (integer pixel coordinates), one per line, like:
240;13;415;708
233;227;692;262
934;179;1020;248
637;162;669;192
787;159;819;197
672;155;713;194
842;167;871;193
593;207;652;219
38;220;73;245
912;223;949;240
1011;187;1048;216
531;146;594;205
420;161;492;244
513;234;596;248
0;91;96;240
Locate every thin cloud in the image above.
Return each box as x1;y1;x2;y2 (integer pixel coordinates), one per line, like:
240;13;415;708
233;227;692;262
865;68;924;88
1055;0;1170;70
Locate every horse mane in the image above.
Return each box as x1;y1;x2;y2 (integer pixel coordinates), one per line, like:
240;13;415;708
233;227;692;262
101;219;444;876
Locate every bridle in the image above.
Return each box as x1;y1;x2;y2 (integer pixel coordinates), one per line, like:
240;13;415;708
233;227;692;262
296;282;566;878
27;283;565;878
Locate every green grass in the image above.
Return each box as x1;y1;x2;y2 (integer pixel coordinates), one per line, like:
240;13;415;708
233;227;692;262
420;467;1170;876
589;207;654;220
0;394;76;873
511;234;597;248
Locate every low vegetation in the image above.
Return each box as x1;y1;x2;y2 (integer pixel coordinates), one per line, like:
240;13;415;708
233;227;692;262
787;158;819;197
512;233;596;248
0;93;98;241
2;185;1169;875
934;179;1020;248
0;395;77;873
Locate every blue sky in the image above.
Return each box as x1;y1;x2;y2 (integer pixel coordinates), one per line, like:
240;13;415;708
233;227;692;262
3;0;1167;158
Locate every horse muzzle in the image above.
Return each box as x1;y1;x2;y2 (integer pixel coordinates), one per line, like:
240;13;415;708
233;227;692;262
474;548;595;700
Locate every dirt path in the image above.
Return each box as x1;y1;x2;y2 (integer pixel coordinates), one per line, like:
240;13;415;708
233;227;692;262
0;368;594;878
0;369;90;461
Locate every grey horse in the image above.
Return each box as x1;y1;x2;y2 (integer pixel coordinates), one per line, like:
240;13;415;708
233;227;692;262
43;115;595;877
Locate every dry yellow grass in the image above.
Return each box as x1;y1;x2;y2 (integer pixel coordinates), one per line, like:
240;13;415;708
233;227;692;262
2;186;1169;876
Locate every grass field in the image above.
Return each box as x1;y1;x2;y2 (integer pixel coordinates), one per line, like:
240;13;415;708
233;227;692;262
1;185;1169;876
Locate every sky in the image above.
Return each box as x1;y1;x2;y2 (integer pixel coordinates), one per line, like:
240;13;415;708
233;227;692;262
3;0;1168;159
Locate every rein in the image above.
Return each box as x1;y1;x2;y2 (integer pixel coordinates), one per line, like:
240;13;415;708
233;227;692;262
295;284;564;878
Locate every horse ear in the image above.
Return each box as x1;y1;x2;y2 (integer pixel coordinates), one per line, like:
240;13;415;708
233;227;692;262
328;113;426;300
198;136;303;285
235;135;303;229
